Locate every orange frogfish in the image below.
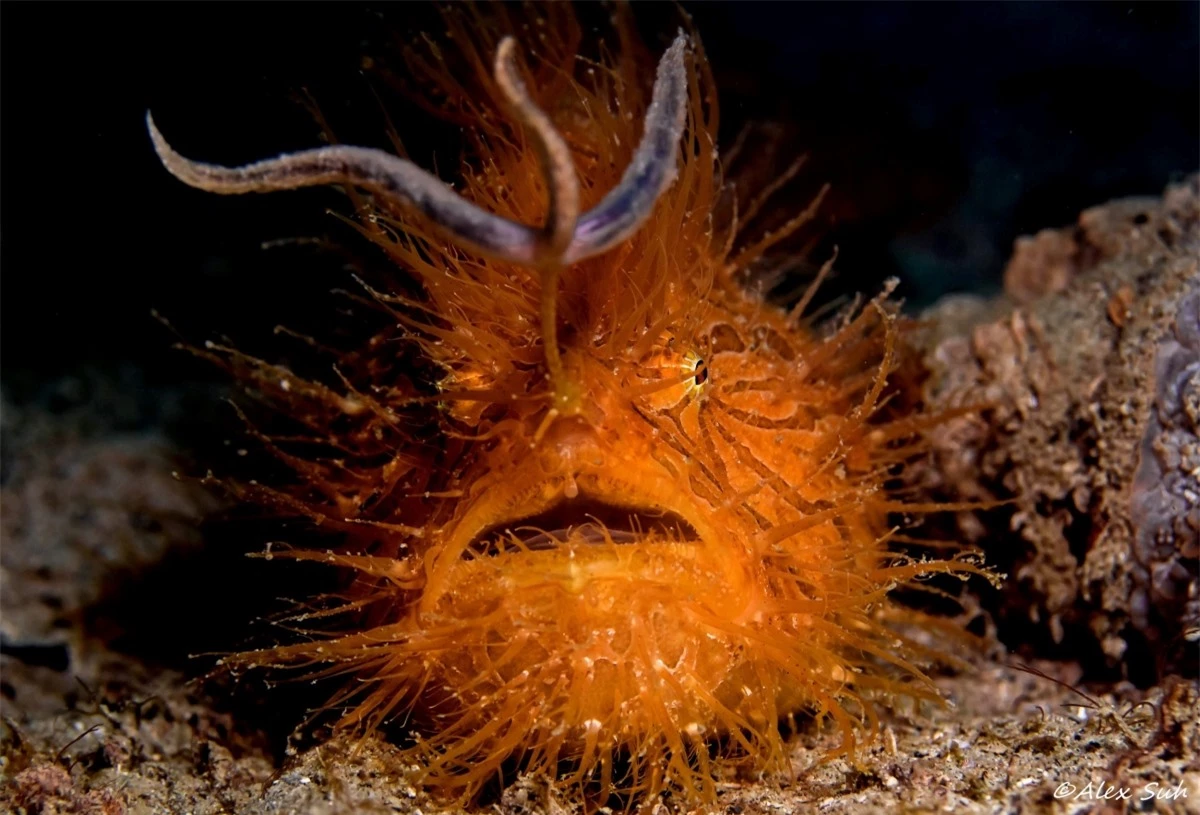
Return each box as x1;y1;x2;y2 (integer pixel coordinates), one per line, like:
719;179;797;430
149;7;979;806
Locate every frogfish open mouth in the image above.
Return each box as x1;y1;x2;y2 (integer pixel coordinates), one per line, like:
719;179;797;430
149;6;984;805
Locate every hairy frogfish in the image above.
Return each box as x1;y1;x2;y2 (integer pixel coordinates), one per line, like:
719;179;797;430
148;7;982;805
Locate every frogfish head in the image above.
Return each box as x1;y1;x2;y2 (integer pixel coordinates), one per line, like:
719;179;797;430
150;7;979;804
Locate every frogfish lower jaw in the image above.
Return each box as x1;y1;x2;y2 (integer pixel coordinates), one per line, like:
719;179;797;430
406;482;783;764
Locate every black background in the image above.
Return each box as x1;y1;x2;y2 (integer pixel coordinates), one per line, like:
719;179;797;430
3;1;1197;387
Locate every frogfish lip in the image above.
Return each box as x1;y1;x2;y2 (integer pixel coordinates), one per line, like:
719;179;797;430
418;467;728;613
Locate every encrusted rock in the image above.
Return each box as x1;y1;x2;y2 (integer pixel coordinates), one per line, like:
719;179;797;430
919;176;1200;679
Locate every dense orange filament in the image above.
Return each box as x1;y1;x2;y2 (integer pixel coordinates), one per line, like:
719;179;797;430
175;5;985;806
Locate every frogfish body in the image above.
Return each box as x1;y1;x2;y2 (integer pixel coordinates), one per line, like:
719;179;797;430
150;6;979;804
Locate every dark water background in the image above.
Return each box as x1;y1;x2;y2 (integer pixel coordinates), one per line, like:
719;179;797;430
2;1;1197;388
